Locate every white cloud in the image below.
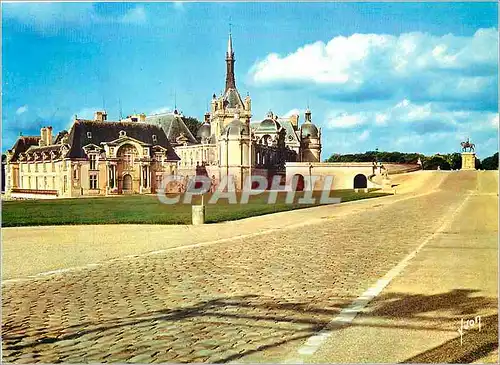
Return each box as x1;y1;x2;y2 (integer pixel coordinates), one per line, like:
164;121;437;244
16;105;28;115
249;28;498;109
358;130;370;141
489;114;499;129
375;113;388;126
71;108;98;121
325;99;498;138
149;106;173;115
282;108;303;117
328;112;366;129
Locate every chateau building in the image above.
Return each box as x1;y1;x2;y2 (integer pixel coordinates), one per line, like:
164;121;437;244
4;33;322;198
146;33;322;190
5;114;180;198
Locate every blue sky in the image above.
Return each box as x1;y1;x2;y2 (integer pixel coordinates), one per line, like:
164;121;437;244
2;2;498;159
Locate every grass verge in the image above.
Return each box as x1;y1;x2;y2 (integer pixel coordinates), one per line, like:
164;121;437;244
2;189;390;227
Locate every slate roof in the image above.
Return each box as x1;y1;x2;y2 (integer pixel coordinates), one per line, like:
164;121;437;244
277;118;301;145
223;88;244;109
7;136;41;161
145;113;197;145
252;117;300;146
66;119;180;160
26;145;64;154
54;130;69;144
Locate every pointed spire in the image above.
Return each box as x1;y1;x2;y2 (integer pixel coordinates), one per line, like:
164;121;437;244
227;32;234;58
225;31;236;91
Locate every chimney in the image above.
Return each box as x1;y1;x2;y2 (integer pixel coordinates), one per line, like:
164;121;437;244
46;126;53;145
94;111;107;122
39;127;47;146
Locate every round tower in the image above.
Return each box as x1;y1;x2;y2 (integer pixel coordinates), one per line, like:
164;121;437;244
300;109;321;162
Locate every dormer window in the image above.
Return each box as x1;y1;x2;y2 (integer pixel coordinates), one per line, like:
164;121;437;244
119;130;126;137
152;135;157;143
87;132;92;139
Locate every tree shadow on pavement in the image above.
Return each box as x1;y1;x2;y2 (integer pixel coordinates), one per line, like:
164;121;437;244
371;289;496;318
401;314;498;363
2;289;497;363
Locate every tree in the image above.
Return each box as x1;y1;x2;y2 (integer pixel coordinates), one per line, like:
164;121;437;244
423;155;451;170
481;152;498;170
326;151;425;164
475;157;482;170
446;153;462;170
182;116;203;138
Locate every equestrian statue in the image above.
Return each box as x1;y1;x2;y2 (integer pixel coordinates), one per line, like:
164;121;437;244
461;138;475;152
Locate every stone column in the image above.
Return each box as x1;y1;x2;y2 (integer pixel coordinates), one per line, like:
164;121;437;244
111;165;115;189
107;164;111;189
139;164;144;193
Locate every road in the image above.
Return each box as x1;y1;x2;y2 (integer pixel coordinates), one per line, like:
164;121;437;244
1;171;497;363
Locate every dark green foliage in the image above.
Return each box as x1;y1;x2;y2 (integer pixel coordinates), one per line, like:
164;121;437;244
326;150;488;170
446;153;462;170
2;190;390;227
475;157;482;170
183;116;203;137
326;151;424;164
423;155;451;170
481;152;499;170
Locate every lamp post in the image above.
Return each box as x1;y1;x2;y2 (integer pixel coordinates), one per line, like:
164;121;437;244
308;163;313;191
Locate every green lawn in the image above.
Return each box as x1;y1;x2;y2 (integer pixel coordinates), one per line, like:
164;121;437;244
2;189;390;227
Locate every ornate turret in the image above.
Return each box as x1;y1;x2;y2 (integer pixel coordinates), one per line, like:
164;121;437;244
197;112;212;144
210;32;251;140
300;109;321;162
300;109;319;138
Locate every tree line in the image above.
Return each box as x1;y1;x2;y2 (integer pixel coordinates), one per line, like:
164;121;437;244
326;151;499;170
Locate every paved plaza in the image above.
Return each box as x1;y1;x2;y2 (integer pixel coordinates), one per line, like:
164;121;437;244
1;171;498;363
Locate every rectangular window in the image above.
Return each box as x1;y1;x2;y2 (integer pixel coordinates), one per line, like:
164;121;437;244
89;174;98;189
63;176;67;193
35;163;38;172
89;154;97;170
27;164;31;172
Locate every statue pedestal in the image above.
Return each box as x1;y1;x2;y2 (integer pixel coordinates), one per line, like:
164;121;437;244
461;152;476;170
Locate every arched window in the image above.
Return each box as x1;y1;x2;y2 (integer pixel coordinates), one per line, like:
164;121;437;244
117;144;138;170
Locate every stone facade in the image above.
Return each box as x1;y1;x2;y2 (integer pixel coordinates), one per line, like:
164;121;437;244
146;33;323;190
5;33;325;198
5;113;180;199
461;152;476;170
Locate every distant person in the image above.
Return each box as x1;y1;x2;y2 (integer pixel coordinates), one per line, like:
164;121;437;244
210;175;216;193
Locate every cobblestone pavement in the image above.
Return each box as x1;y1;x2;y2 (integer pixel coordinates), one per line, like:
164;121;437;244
1;172;483;363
